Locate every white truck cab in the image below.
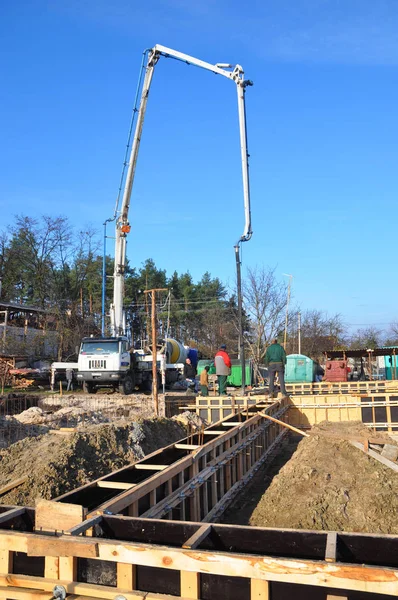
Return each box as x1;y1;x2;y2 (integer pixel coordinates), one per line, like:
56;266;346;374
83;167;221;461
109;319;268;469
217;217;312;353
77;336;139;394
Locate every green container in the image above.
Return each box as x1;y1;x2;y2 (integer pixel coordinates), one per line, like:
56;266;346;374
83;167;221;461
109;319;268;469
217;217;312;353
384;355;398;380
197;359;254;387
285;354;316;383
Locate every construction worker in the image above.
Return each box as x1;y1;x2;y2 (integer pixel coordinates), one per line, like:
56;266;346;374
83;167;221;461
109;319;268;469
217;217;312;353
214;344;231;396
200;365;210;396
184;358;197;393
66;368;74;392
265;338;287;399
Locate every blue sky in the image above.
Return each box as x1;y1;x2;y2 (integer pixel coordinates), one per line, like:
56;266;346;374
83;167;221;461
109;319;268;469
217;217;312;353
1;0;397;332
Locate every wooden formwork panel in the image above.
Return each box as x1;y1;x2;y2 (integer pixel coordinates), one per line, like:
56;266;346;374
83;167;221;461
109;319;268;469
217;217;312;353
196;395;272;423
43;399;289;526
1;394;398;598
1;512;398;598
288;393;398;431
286;379;398;396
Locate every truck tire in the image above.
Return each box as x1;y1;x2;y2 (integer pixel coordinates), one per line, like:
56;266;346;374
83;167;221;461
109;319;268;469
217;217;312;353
83;382;96;394
119;373;135;395
142;373;161;392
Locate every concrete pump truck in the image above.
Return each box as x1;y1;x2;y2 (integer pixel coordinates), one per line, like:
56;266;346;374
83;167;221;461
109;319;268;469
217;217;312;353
76;44;252;394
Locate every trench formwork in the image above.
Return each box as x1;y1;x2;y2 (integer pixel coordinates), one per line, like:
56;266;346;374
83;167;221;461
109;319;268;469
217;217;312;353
1;394;398;599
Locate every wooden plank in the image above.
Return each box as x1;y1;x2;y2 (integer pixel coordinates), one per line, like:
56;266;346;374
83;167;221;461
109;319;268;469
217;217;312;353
350;441;398;473
203;430;226;435
97;481;136;490
259;411;309;437
0;571;146;597
5;527;398;595
117;562;136;590
0;575;147;599
27;536;98;558
0;587;53;600
0;532;28;553
44;556;59;579
97;538;398;595
181;570;200;598
35;499;84;533
59;555;77;580
175;444;201;450
251;579;270;599
0;507;26;524
325;531;337;562
134;464;169;471
65;515;103;536
182;524;212;549
0;477;28;498
0;548;13;574
128;503;139;517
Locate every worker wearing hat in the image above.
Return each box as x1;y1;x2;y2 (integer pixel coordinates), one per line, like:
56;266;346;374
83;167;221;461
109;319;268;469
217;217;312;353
214;344;231;396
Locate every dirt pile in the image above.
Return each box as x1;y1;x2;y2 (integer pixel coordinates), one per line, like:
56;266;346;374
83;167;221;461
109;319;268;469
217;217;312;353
0;418;185;506
248;421;398;534
172;411;207;430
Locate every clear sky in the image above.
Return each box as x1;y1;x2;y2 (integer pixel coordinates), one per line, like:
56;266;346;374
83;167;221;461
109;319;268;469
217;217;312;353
1;0;397;332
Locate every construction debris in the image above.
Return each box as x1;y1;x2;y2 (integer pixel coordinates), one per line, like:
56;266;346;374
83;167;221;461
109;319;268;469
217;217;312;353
171;410;207;430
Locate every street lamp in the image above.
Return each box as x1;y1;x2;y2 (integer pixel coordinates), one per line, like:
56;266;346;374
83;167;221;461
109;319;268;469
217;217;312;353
283;274;293;350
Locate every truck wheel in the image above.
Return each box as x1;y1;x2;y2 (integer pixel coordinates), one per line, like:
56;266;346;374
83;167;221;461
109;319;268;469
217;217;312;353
119;374;135;395
83;382;96;394
142;373;161;392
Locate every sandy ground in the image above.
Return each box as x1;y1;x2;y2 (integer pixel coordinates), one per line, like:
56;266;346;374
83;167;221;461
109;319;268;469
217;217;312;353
223;421;398;534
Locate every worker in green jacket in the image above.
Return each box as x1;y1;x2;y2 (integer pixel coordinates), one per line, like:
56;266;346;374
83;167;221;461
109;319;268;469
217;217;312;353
264;338;287;398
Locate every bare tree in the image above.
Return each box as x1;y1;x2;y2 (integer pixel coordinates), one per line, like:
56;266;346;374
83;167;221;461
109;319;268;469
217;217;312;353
350;326;382;349
243;266;288;365
297;310;347;360
384;322;398;346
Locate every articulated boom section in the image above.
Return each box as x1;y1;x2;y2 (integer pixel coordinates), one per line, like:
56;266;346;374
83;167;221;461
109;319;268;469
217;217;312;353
110;43;252;337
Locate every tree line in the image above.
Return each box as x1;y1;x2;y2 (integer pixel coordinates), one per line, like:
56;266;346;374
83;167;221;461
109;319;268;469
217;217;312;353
0;215;396;363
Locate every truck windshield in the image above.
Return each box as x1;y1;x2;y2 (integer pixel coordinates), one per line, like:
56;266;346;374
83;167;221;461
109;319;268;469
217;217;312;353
80;341;119;355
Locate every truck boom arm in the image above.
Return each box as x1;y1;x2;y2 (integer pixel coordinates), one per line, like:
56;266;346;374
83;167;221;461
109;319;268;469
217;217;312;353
110;44;253;337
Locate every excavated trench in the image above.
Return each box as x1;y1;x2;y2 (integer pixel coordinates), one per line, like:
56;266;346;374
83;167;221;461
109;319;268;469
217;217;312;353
222;421;398;534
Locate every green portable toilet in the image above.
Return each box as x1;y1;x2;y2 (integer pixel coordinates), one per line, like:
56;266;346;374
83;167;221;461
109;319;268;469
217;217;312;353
285;354;315;383
197;359;254;387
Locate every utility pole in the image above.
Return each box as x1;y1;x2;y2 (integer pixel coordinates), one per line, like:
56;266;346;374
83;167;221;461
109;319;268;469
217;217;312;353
298;311;301;355
144;288;167;416
283;274;293;351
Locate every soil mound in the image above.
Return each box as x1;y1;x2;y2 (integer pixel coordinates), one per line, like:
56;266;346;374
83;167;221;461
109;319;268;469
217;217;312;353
0;418;185;506
249;421;398;534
